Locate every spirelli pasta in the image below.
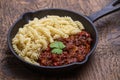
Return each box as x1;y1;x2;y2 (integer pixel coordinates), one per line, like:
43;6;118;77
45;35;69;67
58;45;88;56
12;15;84;65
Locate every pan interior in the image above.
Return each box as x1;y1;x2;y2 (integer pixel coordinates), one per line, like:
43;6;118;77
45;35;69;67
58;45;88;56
9;9;98;68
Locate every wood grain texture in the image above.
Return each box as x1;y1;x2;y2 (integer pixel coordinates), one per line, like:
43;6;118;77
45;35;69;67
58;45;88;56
0;0;120;80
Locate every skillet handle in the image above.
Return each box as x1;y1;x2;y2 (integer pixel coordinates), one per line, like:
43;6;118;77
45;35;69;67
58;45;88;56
88;0;120;22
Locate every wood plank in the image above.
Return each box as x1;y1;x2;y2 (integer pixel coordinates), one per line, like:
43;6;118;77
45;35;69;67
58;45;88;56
0;0;119;80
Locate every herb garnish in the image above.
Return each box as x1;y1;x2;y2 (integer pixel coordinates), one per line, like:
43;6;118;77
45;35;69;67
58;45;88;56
50;41;65;54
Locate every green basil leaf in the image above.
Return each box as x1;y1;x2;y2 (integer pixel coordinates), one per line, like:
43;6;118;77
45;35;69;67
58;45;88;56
51;48;63;54
50;41;65;49
50;41;59;48
58;42;65;49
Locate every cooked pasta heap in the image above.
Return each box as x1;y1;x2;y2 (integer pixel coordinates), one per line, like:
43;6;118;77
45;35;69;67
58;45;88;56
12;15;84;65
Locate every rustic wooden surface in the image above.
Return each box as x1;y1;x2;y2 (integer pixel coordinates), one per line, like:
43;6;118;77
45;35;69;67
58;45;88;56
0;0;120;80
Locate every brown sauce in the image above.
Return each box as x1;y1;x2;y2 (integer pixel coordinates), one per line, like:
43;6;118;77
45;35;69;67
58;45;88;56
38;31;92;66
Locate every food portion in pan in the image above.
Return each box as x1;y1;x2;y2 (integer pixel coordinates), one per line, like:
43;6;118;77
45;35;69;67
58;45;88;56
12;15;92;66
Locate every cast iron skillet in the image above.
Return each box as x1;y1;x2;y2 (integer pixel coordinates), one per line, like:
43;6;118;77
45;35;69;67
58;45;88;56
7;0;120;72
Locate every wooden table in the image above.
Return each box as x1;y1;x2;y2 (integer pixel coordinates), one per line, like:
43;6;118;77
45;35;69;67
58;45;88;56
0;0;120;80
